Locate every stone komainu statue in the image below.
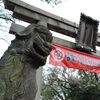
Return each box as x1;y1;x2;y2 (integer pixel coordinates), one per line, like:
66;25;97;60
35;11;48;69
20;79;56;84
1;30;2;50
0;23;53;100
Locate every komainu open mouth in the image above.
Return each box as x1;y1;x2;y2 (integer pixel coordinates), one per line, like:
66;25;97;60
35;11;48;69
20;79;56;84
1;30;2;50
33;42;48;59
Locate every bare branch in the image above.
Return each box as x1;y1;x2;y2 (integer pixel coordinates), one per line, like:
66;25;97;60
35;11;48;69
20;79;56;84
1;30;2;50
0;16;15;23
60;83;72;90
94;73;98;81
0;38;10;44
50;85;64;100
83;71;90;81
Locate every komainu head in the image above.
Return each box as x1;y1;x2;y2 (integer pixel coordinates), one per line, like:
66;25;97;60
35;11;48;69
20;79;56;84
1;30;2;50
10;23;53;68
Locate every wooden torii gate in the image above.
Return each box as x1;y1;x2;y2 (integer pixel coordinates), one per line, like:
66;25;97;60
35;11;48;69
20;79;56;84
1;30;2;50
3;0;100;100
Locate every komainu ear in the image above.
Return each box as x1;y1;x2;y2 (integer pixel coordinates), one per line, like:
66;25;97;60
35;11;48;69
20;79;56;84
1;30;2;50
16;21;47;37
16;24;37;37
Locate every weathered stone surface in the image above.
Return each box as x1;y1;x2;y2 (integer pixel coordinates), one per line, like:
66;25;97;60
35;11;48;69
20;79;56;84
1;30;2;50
0;23;53;100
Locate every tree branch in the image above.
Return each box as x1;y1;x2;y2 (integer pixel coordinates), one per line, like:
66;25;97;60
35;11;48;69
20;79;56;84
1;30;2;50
82;71;90;81
50;85;64;100
0;38;10;44
0;16;15;23
61;83;72;90
94;73;98;81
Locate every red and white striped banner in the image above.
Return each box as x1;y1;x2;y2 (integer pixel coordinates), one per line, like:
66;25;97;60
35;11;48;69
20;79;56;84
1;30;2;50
49;43;100;73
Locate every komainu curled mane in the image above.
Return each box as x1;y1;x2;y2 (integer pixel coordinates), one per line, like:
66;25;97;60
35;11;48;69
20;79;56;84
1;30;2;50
0;23;53;100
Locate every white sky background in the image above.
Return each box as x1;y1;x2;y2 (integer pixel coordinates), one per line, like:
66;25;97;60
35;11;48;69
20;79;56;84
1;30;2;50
21;0;100;24
21;0;100;29
0;0;100;57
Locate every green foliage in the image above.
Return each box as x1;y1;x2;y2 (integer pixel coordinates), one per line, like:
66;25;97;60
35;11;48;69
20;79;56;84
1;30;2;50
69;71;100;100
41;65;75;100
41;65;100;100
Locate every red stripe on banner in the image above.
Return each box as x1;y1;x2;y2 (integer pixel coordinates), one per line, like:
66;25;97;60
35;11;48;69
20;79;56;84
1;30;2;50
49;43;100;73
